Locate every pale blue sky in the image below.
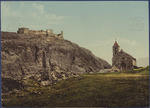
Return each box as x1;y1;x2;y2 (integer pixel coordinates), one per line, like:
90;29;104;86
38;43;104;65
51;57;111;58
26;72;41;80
1;1;149;65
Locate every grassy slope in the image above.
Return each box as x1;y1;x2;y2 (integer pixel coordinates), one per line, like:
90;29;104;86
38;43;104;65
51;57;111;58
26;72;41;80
2;67;149;107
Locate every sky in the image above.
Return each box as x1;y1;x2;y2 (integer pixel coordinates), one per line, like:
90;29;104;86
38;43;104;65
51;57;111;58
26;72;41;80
1;1;149;66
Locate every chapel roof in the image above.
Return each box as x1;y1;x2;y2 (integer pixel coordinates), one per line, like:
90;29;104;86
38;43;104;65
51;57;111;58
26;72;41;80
119;49;136;60
113;41;120;47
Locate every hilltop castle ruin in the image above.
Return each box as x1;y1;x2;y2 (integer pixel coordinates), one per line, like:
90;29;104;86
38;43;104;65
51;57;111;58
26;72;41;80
17;28;63;39
112;40;136;71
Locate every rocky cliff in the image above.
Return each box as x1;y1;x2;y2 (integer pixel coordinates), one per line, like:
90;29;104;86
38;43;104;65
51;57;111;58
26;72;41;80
1;31;111;91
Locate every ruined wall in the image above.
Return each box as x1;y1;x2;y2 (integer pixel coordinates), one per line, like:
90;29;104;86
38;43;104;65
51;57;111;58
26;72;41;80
17;28;63;39
17;28;29;34
28;30;46;35
46;29;53;36
57;31;63;39
28;30;36;35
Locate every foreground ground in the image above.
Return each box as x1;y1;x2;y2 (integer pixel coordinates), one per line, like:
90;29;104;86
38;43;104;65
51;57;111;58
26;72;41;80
2;66;149;107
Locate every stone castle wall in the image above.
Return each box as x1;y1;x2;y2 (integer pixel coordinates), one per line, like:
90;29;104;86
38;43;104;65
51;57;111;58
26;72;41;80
17;28;29;34
28;30;46;35
17;28;63;39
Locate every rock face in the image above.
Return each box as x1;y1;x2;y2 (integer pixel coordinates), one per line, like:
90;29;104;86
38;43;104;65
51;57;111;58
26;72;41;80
1;31;111;91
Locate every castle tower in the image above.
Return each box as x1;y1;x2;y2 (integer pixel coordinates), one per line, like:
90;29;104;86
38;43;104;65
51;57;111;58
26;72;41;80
113;40;120;56
17;28;29;34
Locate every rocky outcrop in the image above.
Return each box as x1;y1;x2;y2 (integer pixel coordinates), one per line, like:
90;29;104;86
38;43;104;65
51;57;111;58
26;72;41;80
1;31;111;91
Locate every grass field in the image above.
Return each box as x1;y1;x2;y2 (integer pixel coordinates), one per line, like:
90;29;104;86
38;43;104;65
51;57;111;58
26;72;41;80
2;66;149;107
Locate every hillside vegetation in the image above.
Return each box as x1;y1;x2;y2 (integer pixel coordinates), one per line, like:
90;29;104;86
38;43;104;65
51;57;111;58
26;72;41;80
2;66;149;107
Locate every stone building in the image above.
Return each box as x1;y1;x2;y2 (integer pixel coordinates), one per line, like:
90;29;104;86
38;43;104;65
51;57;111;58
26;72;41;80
112;40;136;71
17;28;29;34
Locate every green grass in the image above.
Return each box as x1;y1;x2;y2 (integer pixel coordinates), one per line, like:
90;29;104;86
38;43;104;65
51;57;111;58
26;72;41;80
2;66;149;107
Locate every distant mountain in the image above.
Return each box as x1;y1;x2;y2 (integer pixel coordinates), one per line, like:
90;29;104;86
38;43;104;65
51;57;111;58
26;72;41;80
137;57;149;67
